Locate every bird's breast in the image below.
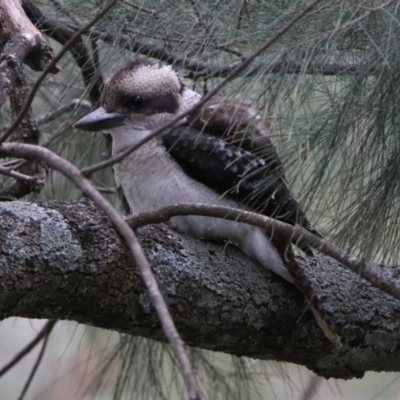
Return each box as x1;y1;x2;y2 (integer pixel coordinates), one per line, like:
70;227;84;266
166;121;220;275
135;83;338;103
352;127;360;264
113;140;247;240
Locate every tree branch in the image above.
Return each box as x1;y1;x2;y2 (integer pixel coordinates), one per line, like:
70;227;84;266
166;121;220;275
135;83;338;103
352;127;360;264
0;0;59;74
22;0;104;103
2;62;47;199
0;164;42;184
186;58;372;81
0;0;59;109
125;203;400;304
0;0;119;144
79;27;371;81
1;199;399;379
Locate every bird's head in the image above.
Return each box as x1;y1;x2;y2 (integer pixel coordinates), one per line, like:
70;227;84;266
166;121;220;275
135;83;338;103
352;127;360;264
74;61;187;132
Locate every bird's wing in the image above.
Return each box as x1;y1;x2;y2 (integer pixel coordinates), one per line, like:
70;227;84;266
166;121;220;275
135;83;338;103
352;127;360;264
187;96;277;155
163;127;340;344
185;96;321;248
163;126;318;246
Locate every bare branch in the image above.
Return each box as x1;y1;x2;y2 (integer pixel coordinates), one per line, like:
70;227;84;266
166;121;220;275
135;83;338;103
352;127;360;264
0;47;46;199
300;376;323;400
22;0;104;103
17;322;54;400
0;321;56;378
186;58;371;81
0;36;36;109
0;0;59;74
37;99;92;126
126;203;400;303
0;164;42;184
1;200;400;379
7;69;46;191
48;0;80;25
3;98;91;147
121;0;158;17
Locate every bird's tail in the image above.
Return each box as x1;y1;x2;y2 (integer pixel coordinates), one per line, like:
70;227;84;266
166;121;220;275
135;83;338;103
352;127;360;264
272;236;341;345
285;245;340;344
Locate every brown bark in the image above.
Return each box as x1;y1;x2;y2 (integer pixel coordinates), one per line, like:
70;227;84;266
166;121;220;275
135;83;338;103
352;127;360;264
4;72;46;196
22;0;103;103
0;0;59;200
1;199;400;379
0;0;59;107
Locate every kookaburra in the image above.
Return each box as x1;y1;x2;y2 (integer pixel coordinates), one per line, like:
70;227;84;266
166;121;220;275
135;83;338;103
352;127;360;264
74;60;339;344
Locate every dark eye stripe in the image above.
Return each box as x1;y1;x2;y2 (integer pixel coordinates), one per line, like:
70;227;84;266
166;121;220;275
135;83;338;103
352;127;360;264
121;93;179;114
145;93;179;114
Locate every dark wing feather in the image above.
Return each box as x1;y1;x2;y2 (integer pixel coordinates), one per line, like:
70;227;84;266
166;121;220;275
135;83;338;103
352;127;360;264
185;97;321;251
163;127;316;244
187;96;276;155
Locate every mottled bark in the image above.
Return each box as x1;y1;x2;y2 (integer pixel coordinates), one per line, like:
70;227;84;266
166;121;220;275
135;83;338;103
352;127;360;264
0;0;58;200
1;200;400;379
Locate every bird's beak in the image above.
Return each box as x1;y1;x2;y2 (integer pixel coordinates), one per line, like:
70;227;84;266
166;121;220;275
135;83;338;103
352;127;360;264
74;107;128;131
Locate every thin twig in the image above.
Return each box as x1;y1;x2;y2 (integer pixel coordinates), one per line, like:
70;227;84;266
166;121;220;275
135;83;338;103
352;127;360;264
0;0;119;143
77;25;372;82
0;159;25;168
0;165;41;183
41;122;75;148
0;142;205;400
0;320;56;378
81;0;324;177
93;186;116;194
121;0;158;17
49;0;80;25
187;58;369;80
122;27;243;58
109;25;376;78
125;202;400;302
300;375;323;400
17;321;54;400
38;99;92;125
0;99;91;134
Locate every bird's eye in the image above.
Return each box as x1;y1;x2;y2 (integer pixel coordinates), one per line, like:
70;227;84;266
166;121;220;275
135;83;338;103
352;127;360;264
127;95;144;109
